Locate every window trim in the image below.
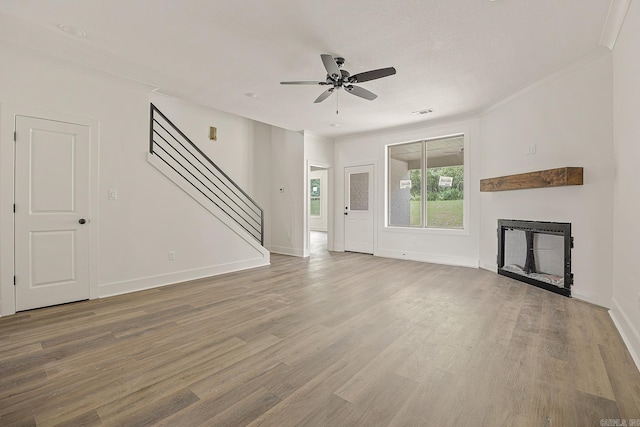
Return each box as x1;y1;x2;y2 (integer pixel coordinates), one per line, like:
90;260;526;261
384;129;469;235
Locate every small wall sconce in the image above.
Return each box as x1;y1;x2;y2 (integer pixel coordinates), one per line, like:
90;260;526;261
209;127;217;141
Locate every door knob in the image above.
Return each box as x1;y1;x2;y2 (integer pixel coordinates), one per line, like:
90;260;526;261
78;218;87;224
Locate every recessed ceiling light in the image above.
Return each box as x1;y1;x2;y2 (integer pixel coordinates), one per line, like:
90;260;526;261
58;24;87;38
244;92;259;98
329;123;340;127
412;108;434;115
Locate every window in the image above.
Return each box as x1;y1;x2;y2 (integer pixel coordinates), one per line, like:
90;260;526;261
387;135;464;229
310;177;321;216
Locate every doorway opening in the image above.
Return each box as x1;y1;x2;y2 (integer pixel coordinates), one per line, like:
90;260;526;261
307;162;332;257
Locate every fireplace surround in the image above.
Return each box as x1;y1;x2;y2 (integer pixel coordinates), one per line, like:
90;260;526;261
497;219;573;297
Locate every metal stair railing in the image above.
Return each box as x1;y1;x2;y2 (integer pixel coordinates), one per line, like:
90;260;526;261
149;104;263;245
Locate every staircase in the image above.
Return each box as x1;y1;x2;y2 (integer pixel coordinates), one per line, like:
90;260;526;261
147;104;266;254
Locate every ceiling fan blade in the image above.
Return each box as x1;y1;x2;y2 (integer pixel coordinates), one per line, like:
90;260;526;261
345;85;377;101
314;88;335;103
280;81;326;85
349;67;396;83
321;54;341;79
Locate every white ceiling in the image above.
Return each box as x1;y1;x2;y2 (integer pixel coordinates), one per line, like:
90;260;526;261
0;0;612;138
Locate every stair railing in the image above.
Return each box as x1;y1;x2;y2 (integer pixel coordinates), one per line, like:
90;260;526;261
149;104;264;245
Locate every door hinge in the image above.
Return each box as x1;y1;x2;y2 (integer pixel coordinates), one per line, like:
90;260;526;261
13;204;16;213
13;131;16;142
14;276;16;286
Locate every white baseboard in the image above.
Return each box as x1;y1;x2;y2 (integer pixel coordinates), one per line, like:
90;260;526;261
571;290;608;308
609;298;640;373
479;262;497;272
270;246;305;257
99;257;269;298
374;249;478;268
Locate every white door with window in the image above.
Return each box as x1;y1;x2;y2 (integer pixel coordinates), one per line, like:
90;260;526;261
344;165;374;254
14;116;91;311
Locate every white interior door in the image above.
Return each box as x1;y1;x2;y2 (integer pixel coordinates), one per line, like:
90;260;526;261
344;165;374;254
14;116;91;311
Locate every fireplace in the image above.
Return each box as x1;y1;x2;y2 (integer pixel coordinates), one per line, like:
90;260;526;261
497;219;573;297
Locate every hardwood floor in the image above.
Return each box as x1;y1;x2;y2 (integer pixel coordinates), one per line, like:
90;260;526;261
1;247;639;426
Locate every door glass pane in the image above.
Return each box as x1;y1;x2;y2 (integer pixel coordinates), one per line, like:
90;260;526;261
349;172;369;211
388;142;422;227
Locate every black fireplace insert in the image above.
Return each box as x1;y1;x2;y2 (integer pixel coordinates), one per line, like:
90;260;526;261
497;219;573;297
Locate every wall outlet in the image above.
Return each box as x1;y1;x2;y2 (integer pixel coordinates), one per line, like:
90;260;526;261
525;144;537;155
108;189;118;200
168;251;176;261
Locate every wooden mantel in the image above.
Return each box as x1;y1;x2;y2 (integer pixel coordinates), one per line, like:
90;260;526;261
480;167;583;192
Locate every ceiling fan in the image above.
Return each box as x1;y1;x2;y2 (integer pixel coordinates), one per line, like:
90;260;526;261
281;54;396;105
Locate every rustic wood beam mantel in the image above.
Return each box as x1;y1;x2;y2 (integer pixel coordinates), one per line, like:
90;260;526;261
480;167;583;192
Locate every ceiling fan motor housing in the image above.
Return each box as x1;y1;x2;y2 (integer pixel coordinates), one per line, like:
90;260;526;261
327;69;351;87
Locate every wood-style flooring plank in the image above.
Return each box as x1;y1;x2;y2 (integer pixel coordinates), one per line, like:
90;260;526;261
1;234;639;426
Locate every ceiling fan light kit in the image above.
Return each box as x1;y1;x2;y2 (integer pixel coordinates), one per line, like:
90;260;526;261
281;54;396;113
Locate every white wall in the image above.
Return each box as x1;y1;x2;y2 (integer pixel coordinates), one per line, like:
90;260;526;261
479;51;614;307
611;0;640;367
0;44;277;315
150;93;259;195
334;119;480;267
309;170;328;232
252;121;273;249
270;127;305;256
